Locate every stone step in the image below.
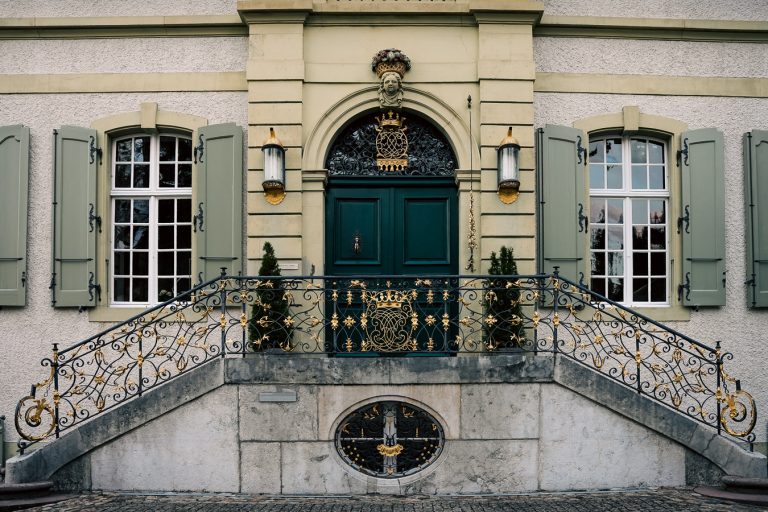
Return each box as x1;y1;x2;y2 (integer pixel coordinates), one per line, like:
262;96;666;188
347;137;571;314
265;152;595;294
0;493;76;512
695;476;768;506
0;481;74;511
722;475;768;493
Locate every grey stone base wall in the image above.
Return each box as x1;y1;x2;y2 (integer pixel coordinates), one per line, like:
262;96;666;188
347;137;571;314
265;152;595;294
8;355;763;493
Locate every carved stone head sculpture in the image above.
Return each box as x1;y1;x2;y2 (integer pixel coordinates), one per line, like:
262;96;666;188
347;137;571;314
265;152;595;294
372;48;411;109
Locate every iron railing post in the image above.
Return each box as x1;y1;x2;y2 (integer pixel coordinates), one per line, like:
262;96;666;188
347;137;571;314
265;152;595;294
1;415;5;467
52;343;60;439
636;331;642;394
138;329;143;397
240;274;247;358
716;341;722;435
219;267;228;358
552;268;560;353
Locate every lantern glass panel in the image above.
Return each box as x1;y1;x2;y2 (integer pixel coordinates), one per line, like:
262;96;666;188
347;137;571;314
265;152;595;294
263;146;285;184
498;145;519;185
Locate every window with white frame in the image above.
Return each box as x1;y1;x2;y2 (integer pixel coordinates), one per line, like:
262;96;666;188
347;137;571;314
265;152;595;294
588;135;669;305
111;134;192;305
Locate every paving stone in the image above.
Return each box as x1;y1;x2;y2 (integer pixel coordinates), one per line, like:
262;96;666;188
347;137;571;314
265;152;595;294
18;488;768;512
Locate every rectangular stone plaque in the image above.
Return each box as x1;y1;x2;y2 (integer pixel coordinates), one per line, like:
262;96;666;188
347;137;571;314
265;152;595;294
258;391;297;402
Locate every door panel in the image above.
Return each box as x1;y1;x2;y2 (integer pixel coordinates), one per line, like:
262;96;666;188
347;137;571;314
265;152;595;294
396;189;456;274
327;188;390;275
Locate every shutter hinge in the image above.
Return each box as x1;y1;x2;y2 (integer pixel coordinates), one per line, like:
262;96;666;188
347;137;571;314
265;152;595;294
677;205;690;234
89;136;102;165
722;269;727;287
676;137;689;167
194;134;205;164
677;272;691;302
576;135;587;165
577;203;589;232
193;202;205;232
50;272;57;306
88;203;102;233
88;271;101;303
21;271;26;288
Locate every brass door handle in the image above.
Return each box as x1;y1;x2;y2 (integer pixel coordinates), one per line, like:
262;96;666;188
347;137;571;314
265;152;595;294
353;232;362;255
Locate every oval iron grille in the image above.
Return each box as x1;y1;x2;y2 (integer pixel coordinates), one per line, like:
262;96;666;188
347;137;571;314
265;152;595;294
335;401;444;478
325;112;457;177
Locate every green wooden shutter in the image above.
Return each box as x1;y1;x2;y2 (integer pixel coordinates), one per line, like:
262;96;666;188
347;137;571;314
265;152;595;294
0;125;30;306
744;130;768;307
194;123;243;282
536;125;587;283
53;126;98;308
679;128;725;307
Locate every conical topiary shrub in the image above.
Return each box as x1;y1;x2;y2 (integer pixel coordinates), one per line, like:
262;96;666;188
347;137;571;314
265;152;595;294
485;246;525;349
249;242;291;351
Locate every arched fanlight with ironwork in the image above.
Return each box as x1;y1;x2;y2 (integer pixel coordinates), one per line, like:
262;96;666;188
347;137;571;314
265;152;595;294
262;127;286;205
497;126;520;204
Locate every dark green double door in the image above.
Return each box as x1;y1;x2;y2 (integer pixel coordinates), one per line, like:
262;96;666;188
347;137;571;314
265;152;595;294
325;178;459;354
326;178;458;276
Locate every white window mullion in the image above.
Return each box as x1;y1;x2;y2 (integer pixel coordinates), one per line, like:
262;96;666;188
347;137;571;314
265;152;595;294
148;195;157;305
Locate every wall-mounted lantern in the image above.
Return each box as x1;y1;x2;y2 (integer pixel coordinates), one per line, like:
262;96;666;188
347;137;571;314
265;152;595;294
262;127;286;205
497;126;520;204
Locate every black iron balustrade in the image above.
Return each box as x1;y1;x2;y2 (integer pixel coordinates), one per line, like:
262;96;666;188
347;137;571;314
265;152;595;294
15;270;756;451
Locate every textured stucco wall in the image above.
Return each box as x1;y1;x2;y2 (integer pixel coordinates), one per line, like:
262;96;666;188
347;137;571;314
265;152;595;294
534;91;768;441
0;92;247;441
535;38;768;78
0;0;237;17
0;38;247;74
541;0;768;21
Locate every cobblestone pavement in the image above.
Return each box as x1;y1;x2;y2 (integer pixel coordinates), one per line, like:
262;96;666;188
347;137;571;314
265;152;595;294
20;488;767;512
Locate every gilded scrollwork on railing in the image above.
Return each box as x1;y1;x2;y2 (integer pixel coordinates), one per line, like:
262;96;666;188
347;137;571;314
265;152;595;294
16;272;756;451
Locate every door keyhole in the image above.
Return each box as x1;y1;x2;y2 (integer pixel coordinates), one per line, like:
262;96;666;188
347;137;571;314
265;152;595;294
353;232;362;255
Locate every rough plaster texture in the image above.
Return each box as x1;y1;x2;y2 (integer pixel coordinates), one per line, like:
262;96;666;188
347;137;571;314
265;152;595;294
0;38;247;75
0;92;247;442
539;384;685;490
535;38;768;78
541;0;768;21
534;92;768;442
90;386;239;492
0;0;237;18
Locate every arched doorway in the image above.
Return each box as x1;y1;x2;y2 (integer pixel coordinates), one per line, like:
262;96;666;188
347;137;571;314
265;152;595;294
324;111;459;277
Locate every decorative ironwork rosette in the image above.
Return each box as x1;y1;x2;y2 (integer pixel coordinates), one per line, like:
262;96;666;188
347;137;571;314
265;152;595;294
335;401;444;478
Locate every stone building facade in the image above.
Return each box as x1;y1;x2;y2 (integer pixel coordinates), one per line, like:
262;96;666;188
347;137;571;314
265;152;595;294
1;0;767;494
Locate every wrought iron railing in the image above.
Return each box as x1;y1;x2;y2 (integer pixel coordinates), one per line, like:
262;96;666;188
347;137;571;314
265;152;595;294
15;270;756;451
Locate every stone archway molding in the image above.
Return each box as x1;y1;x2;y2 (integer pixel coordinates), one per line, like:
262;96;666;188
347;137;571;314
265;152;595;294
303;86;479;173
